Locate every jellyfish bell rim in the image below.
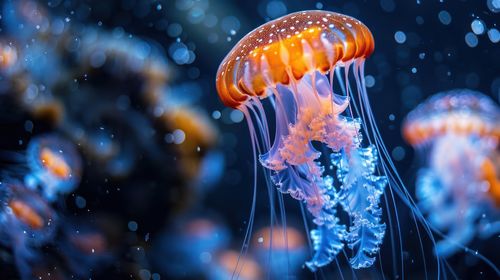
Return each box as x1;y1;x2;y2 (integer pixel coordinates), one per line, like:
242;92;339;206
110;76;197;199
215;10;375;110
402;89;500;146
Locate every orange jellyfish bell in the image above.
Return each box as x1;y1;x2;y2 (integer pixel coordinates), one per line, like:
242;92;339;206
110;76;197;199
216;10;374;108
402;89;500;146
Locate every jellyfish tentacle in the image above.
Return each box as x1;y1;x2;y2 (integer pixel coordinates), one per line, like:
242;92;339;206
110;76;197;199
305;214;346;272
332;145;387;269
258;63;389;270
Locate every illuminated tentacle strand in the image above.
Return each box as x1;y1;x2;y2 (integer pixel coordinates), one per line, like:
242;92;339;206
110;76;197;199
255;70;387;270
331;146;387;269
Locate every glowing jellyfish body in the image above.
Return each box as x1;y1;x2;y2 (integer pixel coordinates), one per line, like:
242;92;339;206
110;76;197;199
209;250;262;280
403;89;500;257
216;10;388;270
59;221;113;278
0;183;57;279
0;41;19;72
149;217;231;278
253;226;307;278
25;134;82;201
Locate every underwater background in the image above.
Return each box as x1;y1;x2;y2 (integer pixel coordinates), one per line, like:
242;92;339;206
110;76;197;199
0;0;498;279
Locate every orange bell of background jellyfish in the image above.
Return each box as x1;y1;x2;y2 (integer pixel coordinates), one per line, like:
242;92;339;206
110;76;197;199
403;89;500;258
213;10;429;272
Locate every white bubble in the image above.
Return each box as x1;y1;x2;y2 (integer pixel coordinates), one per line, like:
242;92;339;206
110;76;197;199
487;28;500;43
394;31;406;44
169;42;191;65
438;10;451;25
266;1;287;19
167;23;183;37
128;221;138;231
365;75;375;88
391;146;406;161
187;7;206;24
380;0;396;12
230;110;244;123
75;196;86;209
471;19;486;35
212;110;221;120
173;129;186;144
465;32;479;47
221;16;241;34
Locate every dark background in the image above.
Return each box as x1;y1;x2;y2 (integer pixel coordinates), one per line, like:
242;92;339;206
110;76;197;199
0;0;499;279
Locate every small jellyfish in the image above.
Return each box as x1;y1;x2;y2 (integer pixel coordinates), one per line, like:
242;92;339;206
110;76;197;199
0;41;19;72
25;134;82;201
216;10;407;271
0;182;57;279
403;89;500;257
57;220;114;278
209;250;262;280
252;225;307;278
149;215;231;278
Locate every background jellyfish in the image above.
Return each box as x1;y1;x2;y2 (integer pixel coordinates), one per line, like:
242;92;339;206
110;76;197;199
403;89;500;258
0;134;81;202
149;214;231;278
0;0;223;214
0;1;224;278
24;134;82;201
56;219;115;278
252;225;307;278
208;250;262;280
0;182;57;279
216;10;397;271
1;0;221;188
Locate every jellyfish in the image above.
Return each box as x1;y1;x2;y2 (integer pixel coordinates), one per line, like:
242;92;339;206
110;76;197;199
149;215;231;278
0;182;57;279
209;250;262;280
24;134;82;201
216;10;394;271
252;225;307;278
0;41;18;72
403;89;500;257
56;219;114;278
